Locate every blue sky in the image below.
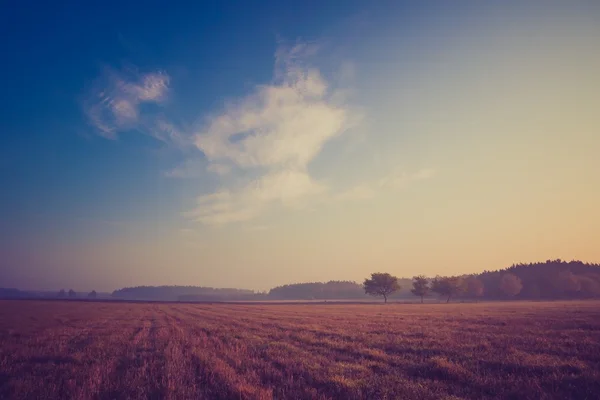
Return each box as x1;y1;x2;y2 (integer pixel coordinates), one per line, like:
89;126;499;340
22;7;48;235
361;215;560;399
2;0;386;235
1;1;599;291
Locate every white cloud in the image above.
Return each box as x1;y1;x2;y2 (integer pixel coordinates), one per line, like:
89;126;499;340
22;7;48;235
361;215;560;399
84;69;170;139
187;43;354;225
185;169;326;225
183;43;436;226
194;73;347;169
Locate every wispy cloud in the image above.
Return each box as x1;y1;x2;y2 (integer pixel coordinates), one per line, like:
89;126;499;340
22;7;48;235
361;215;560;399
186;42;354;225
194;46;348;170
185;169;327;225
181;43;436;225
84;68;170;139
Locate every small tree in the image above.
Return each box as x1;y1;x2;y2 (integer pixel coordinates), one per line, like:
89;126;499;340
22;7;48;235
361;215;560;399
499;273;522;297
88;290;97;299
431;276;465;303
363;273;400;303
68;289;77;298
411;275;430;303
57;289;66;298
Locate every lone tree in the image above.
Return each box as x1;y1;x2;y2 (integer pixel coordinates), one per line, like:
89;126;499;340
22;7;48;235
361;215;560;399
411;275;430;303
499;273;522;297
88;290;97;299
431;276;465;303
363;273;400;303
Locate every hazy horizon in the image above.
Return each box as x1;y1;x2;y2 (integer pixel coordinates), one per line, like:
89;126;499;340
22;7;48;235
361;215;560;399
2;1;599;293
5;259;599;294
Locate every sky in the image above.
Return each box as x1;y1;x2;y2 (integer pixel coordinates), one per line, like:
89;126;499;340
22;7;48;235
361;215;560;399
1;1;599;292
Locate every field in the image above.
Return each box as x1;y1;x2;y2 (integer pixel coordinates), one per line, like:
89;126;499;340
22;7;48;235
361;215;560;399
1;300;599;399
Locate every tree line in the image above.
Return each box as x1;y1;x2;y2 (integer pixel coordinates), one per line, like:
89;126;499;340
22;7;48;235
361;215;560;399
20;259;597;303
363;259;600;303
364;273;486;303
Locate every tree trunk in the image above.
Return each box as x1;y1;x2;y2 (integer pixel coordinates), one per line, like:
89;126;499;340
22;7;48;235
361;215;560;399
446;295;451;303
420;296;423;304
383;294;387;303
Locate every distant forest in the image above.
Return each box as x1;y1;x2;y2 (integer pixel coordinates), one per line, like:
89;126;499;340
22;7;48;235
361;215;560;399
109;260;600;302
2;260;599;302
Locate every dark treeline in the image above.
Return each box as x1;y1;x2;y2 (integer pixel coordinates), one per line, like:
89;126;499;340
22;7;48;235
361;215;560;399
476;259;600;300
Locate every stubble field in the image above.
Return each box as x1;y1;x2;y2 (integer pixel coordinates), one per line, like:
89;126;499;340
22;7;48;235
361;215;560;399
1;300;599;399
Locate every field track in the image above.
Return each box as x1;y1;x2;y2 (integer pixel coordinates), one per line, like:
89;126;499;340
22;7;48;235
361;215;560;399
1;300;599;399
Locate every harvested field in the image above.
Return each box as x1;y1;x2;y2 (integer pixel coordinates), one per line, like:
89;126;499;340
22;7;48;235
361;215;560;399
1;300;599;399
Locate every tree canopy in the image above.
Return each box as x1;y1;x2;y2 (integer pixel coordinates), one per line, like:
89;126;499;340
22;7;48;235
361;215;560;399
431;276;465;303
363;273;401;303
411;275;430;303
499;273;522;297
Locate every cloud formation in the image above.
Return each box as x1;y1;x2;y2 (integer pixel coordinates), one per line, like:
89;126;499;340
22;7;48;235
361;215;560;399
186;43;354;225
182;44;436;226
194;48;348;170
185;169;327;225
83;43;434;227
84;68;170;139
